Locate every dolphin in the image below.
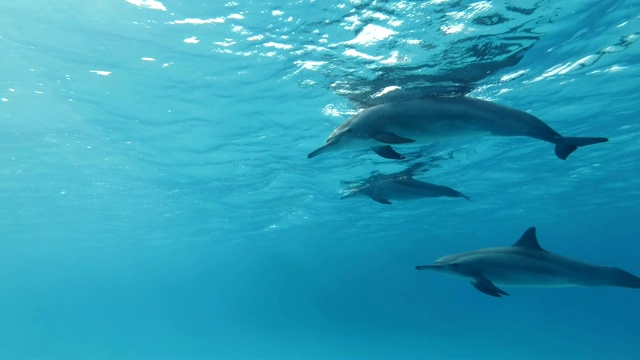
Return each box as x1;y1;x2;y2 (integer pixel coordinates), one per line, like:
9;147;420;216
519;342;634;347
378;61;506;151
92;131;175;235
415;227;640;297
341;175;470;204
307;97;608;160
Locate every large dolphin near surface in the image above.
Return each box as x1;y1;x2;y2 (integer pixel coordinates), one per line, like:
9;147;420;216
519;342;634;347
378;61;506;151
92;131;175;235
307;97;608;160
415;227;640;297
341;175;470;204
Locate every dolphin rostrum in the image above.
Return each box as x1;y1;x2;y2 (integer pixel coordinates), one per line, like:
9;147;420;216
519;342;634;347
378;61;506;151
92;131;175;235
416;227;640;297
341;175;470;204
308;97;608;160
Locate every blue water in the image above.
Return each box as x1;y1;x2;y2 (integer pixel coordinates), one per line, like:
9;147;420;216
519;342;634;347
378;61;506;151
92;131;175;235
1;0;639;359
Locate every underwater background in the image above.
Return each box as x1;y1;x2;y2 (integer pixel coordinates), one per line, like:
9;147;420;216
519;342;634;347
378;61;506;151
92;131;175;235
1;0;639;359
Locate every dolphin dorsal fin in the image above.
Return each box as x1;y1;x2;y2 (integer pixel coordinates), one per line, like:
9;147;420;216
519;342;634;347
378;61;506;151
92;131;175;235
512;227;545;251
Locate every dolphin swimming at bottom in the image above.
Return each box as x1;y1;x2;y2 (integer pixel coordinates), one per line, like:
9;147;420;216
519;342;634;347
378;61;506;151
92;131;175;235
341;175;470;204
416;227;640;297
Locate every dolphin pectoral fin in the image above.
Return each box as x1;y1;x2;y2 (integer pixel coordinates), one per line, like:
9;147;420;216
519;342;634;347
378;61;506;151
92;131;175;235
368;194;392;204
372;146;405;160
372;132;416;144
553;136;608;160
471;277;510;298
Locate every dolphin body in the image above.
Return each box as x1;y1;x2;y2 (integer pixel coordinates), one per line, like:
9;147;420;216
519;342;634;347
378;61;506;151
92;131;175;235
415;227;640;297
307;97;608;160
341;175;470;204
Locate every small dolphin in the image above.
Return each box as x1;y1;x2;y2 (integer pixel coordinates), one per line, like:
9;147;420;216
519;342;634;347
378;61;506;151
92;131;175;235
341;176;470;204
307;97;608;160
416;227;640;297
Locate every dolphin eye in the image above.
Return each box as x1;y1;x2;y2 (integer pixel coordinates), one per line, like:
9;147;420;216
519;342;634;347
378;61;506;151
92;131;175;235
451;263;459;267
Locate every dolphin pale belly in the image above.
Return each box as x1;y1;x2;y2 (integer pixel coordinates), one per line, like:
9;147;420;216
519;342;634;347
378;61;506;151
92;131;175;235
341;176;470;204
308;97;608;160
415;227;640;297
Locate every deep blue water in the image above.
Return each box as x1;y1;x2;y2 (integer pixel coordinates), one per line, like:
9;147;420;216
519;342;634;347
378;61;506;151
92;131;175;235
1;0;639;359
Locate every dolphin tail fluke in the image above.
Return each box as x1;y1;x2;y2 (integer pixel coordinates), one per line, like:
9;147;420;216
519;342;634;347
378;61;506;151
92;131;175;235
450;190;471;201
554;136;608;160
606;267;640;289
